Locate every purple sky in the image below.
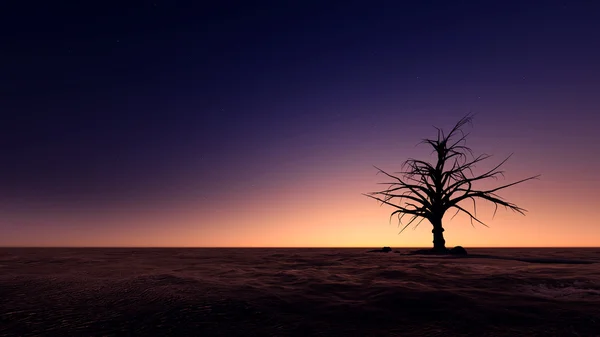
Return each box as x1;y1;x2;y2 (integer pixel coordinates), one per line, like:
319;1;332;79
1;1;599;247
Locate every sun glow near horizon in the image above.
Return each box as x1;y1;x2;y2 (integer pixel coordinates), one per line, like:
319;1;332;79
2;163;598;248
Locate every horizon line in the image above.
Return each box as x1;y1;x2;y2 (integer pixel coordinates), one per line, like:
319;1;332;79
1;246;598;249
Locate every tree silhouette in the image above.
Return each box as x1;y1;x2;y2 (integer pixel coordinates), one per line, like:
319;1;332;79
364;114;539;253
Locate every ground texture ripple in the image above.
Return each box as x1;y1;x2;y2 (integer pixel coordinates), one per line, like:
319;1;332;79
1;248;599;336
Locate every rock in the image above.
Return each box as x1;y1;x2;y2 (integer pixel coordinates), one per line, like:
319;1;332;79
367;246;393;253
409;248;450;255
449;246;467;255
408;246;467;255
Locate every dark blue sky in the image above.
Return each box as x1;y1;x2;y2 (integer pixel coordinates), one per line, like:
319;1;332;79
1;1;599;246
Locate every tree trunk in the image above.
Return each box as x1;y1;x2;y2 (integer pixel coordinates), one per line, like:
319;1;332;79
430;216;447;252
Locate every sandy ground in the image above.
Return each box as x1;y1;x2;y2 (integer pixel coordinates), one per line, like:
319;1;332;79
1;248;599;336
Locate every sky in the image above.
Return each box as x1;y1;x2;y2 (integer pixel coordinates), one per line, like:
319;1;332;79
1;1;599;247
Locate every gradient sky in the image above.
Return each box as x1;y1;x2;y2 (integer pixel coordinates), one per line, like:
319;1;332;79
1;1;599;247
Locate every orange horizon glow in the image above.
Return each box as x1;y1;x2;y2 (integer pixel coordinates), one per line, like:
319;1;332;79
2;111;598;248
2;144;599;248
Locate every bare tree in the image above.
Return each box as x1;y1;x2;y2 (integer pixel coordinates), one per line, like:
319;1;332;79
364;114;539;253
